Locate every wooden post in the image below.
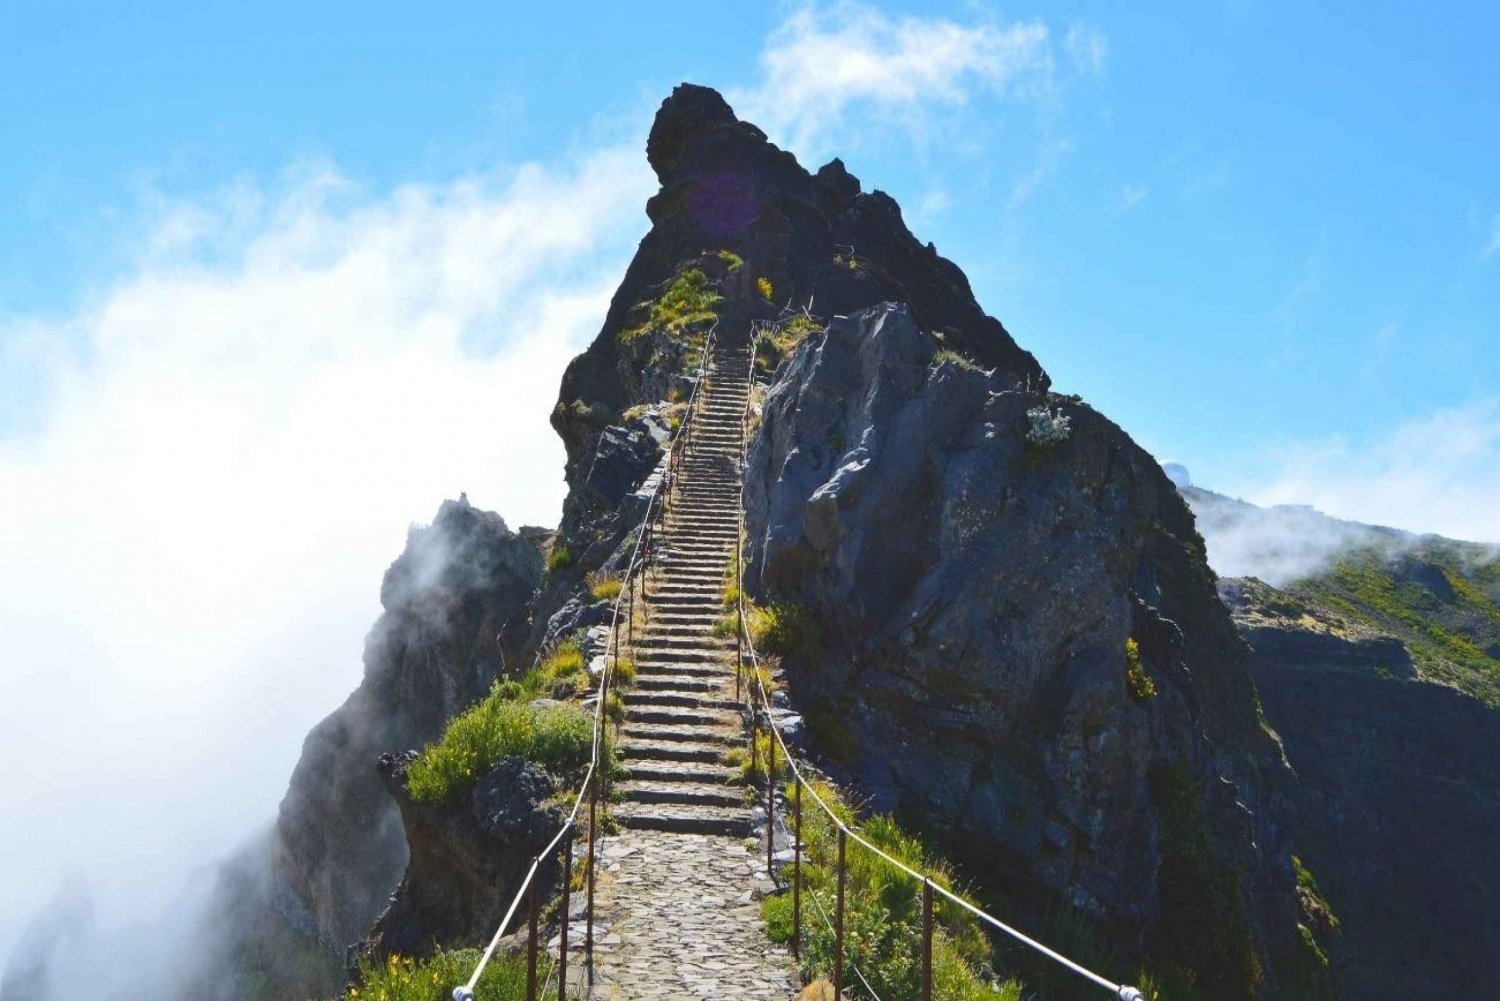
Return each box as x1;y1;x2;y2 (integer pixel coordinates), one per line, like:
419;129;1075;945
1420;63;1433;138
922;879;934;1001
792;779;802;960
558;833;572;999
526;874;539;1001
835;829;847;998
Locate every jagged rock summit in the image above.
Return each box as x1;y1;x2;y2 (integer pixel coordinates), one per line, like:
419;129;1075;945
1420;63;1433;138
161;83;1359;1001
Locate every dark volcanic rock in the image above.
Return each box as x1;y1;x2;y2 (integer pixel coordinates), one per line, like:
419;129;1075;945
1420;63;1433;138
363;753;563;957
551;82;1046;514
1222;578;1500;1001
270;496;544;954
744;303;1318;996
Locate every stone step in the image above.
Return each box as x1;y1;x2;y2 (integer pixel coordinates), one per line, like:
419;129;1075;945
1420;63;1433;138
620;760;733;785
641;592;719;606
612;802;752;837
632;661;729;679
633;674;721;692
618;739;725;764
633;636;730;652
621;722;735;745
628;691;736;711
619;781;746;809
626;701;737;724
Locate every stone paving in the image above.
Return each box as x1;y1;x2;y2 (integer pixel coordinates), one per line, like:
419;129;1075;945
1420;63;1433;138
567;830;798;999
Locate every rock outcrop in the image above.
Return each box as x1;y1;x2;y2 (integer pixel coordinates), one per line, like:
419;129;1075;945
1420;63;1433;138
1217;575;1500;1001
742;303;1322;996
361;752;564;958
551;82;1045;506
269;497;544;956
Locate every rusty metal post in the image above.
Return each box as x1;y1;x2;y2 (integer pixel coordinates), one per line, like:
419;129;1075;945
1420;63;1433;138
835;828;847;998
922;879;934;1001
587;769;598;969
526;873;539;1001
793;778;802;960
558;833;572;998
766;725;776;879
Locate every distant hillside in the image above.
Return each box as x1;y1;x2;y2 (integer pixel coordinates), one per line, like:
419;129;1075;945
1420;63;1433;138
1184;485;1500;707
1183;485;1500;1001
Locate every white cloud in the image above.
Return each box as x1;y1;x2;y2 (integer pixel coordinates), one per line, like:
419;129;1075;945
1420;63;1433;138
1065;23;1108;78
1223;399;1500;545
0;145;653;950
1011;137;1072;204
1114;183;1149;213
1485;214;1500;257
734;2;1054;158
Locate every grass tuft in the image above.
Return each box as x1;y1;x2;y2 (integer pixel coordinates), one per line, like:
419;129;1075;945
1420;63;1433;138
407;695;595;804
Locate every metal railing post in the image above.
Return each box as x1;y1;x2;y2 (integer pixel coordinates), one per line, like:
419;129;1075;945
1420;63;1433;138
766;721;776;879
793;778;802;960
835;828;847;998
558;833;572;998
526;873;539;1001
922;879;934;1001
587;768;598;968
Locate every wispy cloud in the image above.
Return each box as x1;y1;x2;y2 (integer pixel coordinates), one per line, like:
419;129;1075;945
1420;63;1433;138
734;2;1055;158
1485;214;1500;257
1011;137;1072;204
1114;183;1149;213
1222;398;1500;545
1065;22;1108;78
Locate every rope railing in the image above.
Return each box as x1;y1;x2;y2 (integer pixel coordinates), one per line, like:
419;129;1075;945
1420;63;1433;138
453;322;720;1001
732;340;1145;1001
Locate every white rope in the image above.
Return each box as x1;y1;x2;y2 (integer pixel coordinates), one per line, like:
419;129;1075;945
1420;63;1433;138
734;341;1144;1001
456;325;721;999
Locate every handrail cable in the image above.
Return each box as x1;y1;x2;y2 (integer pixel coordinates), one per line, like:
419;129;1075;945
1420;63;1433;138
455;322;720;999
733;340;1144;1001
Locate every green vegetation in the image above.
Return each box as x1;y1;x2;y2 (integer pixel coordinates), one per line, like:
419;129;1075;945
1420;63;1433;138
1146;764;1261;1001
1289;543;1500;706
833;250;861;270
755;313;823;372
587;570;623;602
619;268;722;344
345;949;542;1001
750;601;821;663
406;696;596;804
761;778;1023;1000
716;248;744;272
723;730;786;786
611;656;635;687
931;348;985;373
757;276;775;302
1124;637;1158;701
547;545;576;573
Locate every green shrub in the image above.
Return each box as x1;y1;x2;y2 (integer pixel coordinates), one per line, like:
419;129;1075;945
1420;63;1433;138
611;656;635;687
762;778;1022;1000
1125;637;1158;700
588;571;623;602
547;545;576;573
620;268;722;343
757;276;775;301
1146;764;1261;1001
346;949;541;1001
753;602;821;662
717;249;744;272
932;348;984;373
407;697;596;804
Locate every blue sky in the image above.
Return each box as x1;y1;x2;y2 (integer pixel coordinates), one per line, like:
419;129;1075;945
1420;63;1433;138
1;0;1497;956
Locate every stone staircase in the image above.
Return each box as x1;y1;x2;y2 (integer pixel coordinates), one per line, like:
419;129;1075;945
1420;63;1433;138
613;348;753;837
